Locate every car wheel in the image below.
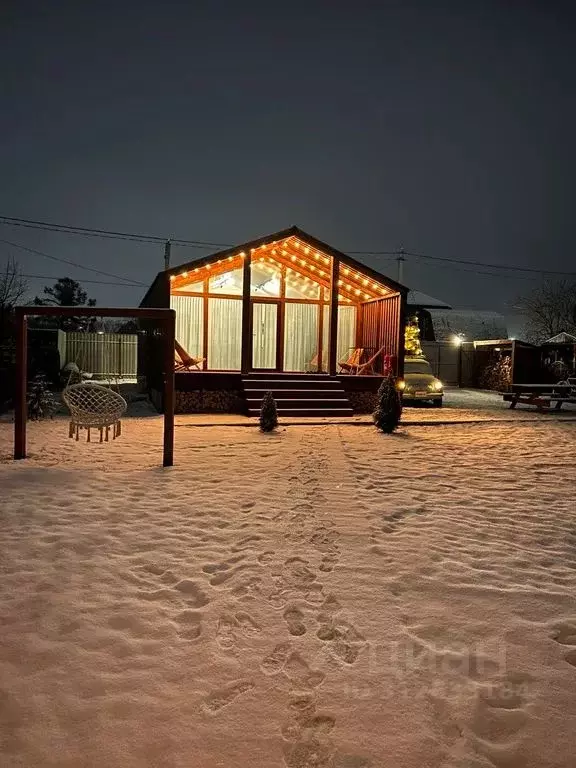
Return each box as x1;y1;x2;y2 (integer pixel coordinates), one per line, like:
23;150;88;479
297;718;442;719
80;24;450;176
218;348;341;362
432;400;443;408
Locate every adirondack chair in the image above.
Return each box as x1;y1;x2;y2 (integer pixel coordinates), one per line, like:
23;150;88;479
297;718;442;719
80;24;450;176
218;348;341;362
175;340;205;371
339;348;364;374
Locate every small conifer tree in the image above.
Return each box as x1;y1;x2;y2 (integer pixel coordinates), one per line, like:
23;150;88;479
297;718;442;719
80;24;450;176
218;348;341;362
27;373;56;420
259;391;278;432
373;375;402;434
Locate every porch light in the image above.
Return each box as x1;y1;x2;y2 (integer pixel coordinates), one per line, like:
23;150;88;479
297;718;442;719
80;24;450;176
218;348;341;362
239;252;246;258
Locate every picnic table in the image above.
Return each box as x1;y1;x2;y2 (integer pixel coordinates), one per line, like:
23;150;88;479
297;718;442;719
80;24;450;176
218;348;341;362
502;383;575;410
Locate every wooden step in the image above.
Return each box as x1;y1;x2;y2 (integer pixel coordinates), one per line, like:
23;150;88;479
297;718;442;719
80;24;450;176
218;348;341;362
247;398;350;409
248;407;354;417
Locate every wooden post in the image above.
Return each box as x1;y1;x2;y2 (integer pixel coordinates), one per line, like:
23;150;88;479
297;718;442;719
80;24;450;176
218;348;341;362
396;292;407;377
163;310;176;467
328;256;339;376
240;252;252;373
14;311;27;460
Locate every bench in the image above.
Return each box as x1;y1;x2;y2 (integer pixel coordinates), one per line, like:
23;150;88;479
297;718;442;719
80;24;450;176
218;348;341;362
502;384;575;411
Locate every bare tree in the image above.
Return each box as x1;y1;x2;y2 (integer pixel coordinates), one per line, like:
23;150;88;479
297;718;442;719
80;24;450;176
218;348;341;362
516;281;576;343
0;258;28;342
0;257;28;309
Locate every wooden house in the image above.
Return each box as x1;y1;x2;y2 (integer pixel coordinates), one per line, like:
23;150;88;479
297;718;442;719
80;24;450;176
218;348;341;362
140;226;407;416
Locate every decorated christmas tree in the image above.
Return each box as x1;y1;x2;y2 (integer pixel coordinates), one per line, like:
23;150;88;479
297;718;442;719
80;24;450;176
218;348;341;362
405;316;423;357
373;375;402;434
259;391;278;432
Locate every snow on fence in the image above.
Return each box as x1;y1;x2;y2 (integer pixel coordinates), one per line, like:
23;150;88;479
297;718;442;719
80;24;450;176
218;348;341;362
64;333;138;378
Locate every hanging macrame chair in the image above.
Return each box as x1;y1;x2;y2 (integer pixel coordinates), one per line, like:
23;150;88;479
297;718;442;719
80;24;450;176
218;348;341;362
62;383;127;443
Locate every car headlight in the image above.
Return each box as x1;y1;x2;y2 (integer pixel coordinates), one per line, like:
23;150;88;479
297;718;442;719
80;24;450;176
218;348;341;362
431;380;443;391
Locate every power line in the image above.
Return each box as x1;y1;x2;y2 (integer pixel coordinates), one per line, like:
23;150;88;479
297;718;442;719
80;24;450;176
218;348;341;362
0;237;147;286
20;273;144;287
3;213;575;277
0;215;230;249
368;248;576;277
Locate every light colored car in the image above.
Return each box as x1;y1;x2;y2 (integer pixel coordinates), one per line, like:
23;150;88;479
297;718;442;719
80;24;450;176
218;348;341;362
400;357;443;406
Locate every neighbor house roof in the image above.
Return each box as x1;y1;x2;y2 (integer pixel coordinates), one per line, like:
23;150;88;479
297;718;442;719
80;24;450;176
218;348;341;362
140;225;408;306
407;290;452;309
543;332;576;344
428;309;508;342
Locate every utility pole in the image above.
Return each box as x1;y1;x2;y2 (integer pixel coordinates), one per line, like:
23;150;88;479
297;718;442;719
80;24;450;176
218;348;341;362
164;239;171;270
396;247;405;283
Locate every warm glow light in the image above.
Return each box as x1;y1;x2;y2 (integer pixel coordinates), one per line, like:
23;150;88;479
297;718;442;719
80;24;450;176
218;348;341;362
338;280;343;286
319;270;325;277
169;275;175;281
181;271;188;277
294;241;300;249
362;279;368;286
304;247;310;254
364;293;370;299
343;268;349;275
314;253;320;260
355;289;361;295
239;252;246;258
228;255;233;261
291;255;297;262
452;334;464;346
205;264;211;269
346;284;352;290
372;283;377;290
194;267;200;273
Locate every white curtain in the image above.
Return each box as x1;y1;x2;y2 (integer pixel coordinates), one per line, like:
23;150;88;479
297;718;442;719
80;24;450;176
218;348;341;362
208;298;242;370
284;303;319;372
171;294;203;359
337;305;357;364
252;303;277;368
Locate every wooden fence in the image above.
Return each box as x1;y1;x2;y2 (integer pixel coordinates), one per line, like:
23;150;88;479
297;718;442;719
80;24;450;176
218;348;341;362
64;333;138;378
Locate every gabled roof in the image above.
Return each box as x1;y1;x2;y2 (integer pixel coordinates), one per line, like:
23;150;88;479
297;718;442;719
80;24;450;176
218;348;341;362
407;290;452;309
141;225;408;306
543;332;576;344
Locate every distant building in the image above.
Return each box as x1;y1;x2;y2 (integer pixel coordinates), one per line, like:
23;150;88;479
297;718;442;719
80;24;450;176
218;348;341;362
429;309;508;342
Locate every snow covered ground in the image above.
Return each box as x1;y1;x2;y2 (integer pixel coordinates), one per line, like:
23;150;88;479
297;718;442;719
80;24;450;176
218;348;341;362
1;415;576;767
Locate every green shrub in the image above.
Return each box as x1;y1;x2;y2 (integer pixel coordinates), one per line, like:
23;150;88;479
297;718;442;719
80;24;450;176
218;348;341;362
373;375;402;434
27;373;56;420
259;391;278;432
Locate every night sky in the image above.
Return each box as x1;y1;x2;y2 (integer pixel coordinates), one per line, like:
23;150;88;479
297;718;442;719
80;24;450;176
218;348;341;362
1;1;575;328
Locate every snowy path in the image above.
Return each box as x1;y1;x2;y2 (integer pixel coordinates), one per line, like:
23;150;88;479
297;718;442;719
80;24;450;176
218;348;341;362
1;419;575;767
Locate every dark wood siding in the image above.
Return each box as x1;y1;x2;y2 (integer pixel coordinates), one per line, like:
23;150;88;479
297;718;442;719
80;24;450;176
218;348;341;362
358;293;403;374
